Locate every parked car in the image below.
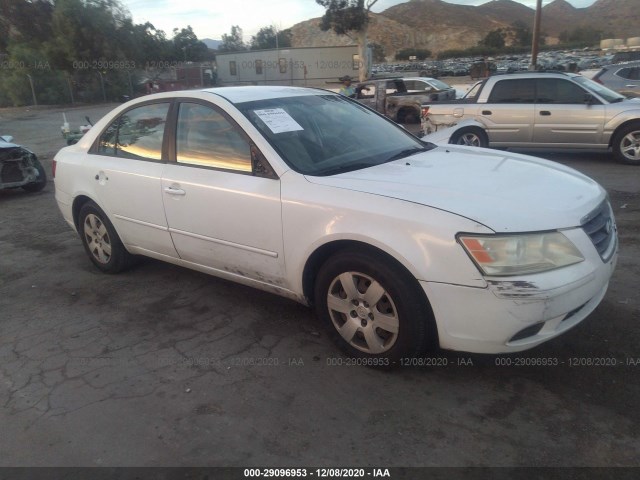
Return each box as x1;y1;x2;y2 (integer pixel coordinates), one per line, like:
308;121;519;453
421;71;640;165
0;135;47;192
592;61;640;98
354;78;449;123
53;86;617;363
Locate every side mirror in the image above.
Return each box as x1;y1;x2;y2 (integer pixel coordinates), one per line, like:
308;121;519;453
584;93;594;105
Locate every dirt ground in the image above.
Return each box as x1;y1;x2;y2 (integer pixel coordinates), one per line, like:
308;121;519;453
0;104;639;468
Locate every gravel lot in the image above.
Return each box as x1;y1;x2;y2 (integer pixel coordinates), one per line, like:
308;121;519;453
0;103;639;468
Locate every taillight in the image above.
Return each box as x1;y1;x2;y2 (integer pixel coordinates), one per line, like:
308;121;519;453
52;159;57;178
421;106;430;118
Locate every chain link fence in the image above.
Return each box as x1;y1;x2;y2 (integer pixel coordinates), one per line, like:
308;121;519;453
0;62;217;107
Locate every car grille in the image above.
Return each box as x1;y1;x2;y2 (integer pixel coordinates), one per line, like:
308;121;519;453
0;161;25;183
581;201;616;261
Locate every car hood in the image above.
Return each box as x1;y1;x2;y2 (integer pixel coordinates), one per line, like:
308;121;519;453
305;146;605;232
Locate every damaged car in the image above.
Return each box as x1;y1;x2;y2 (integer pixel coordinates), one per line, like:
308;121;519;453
53;87;617;362
0;136;47;192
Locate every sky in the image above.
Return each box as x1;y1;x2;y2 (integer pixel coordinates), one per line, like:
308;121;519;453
122;0;598;41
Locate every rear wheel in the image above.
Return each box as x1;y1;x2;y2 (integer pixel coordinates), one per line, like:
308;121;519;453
397;107;420;124
78;201;134;273
314;249;435;364
612;123;640;165
450;127;488;148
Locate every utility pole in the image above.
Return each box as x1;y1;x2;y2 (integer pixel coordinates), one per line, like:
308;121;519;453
529;0;543;70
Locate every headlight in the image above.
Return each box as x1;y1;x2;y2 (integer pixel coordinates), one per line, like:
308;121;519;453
458;232;584;276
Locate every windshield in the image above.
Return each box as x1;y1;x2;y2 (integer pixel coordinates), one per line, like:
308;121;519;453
463;81;483;100
573;75;626;103
237;94;431;176
427;79;452;90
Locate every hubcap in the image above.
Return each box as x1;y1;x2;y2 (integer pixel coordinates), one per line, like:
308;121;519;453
83;214;112;264
326;272;399;354
457;132;481;147
620;131;640;161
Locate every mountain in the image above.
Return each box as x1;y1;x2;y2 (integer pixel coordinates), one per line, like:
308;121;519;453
202;38;222;50
290;0;637;58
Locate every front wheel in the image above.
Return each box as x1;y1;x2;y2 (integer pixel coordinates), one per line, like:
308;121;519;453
450;128;488;148
314;249;435;364
612;123;640;165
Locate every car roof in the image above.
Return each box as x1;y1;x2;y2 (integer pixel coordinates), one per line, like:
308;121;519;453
202;85;332;104
601;60;640;70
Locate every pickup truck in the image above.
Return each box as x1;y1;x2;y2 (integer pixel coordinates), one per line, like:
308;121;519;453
421;71;640;165
354;78;454;123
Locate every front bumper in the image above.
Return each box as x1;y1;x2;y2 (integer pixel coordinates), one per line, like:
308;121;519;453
423;227;618;354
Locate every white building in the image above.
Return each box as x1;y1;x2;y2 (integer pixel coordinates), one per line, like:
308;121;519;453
215;45;371;88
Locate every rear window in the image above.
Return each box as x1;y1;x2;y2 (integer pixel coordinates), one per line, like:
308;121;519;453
488;79;535;103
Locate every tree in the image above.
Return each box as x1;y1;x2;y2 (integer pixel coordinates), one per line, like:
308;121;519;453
219;25;247;52
559;26;606;47
250;26;292;50
172;26;209;61
511;21;531;47
370;43;385;63
480;29;506;49
316;0;378;81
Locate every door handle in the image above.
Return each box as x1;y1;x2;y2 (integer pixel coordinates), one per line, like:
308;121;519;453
94;171;108;181
540;111;551;116
164;186;186;196
482;110;492;115
626;85;637;88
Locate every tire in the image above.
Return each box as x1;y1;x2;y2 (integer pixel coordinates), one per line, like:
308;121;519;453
21;158;47;192
77;201;134;273
612;123;640;165
450;128;488;148
397;108;420;124
314;248;435;364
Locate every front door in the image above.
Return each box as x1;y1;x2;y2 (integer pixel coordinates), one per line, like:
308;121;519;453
161;101;286;286
533;78;605;146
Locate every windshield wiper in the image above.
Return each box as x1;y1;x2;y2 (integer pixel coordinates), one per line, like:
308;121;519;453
317;162;377;176
385;146;429;162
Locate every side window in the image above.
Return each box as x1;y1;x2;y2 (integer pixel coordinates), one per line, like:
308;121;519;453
176;102;252;172
404;80;419;91
536;79;586;104
357;84;376;99
617;67;640;80
96;103;169;161
488;79;535;103
98;119;118;156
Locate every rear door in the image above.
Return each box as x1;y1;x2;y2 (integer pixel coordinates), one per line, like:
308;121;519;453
533;78;605;146
87;101;178;257
482;79;535;146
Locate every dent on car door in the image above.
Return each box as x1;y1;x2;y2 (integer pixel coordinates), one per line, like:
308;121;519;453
161;101;286;286
533;78;605;146
483;79;535;145
88;101;178;257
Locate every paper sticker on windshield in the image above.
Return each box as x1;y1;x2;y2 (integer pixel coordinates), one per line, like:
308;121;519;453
253;108;303;134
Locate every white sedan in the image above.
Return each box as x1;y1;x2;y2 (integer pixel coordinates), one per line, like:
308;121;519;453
53;86;618;363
